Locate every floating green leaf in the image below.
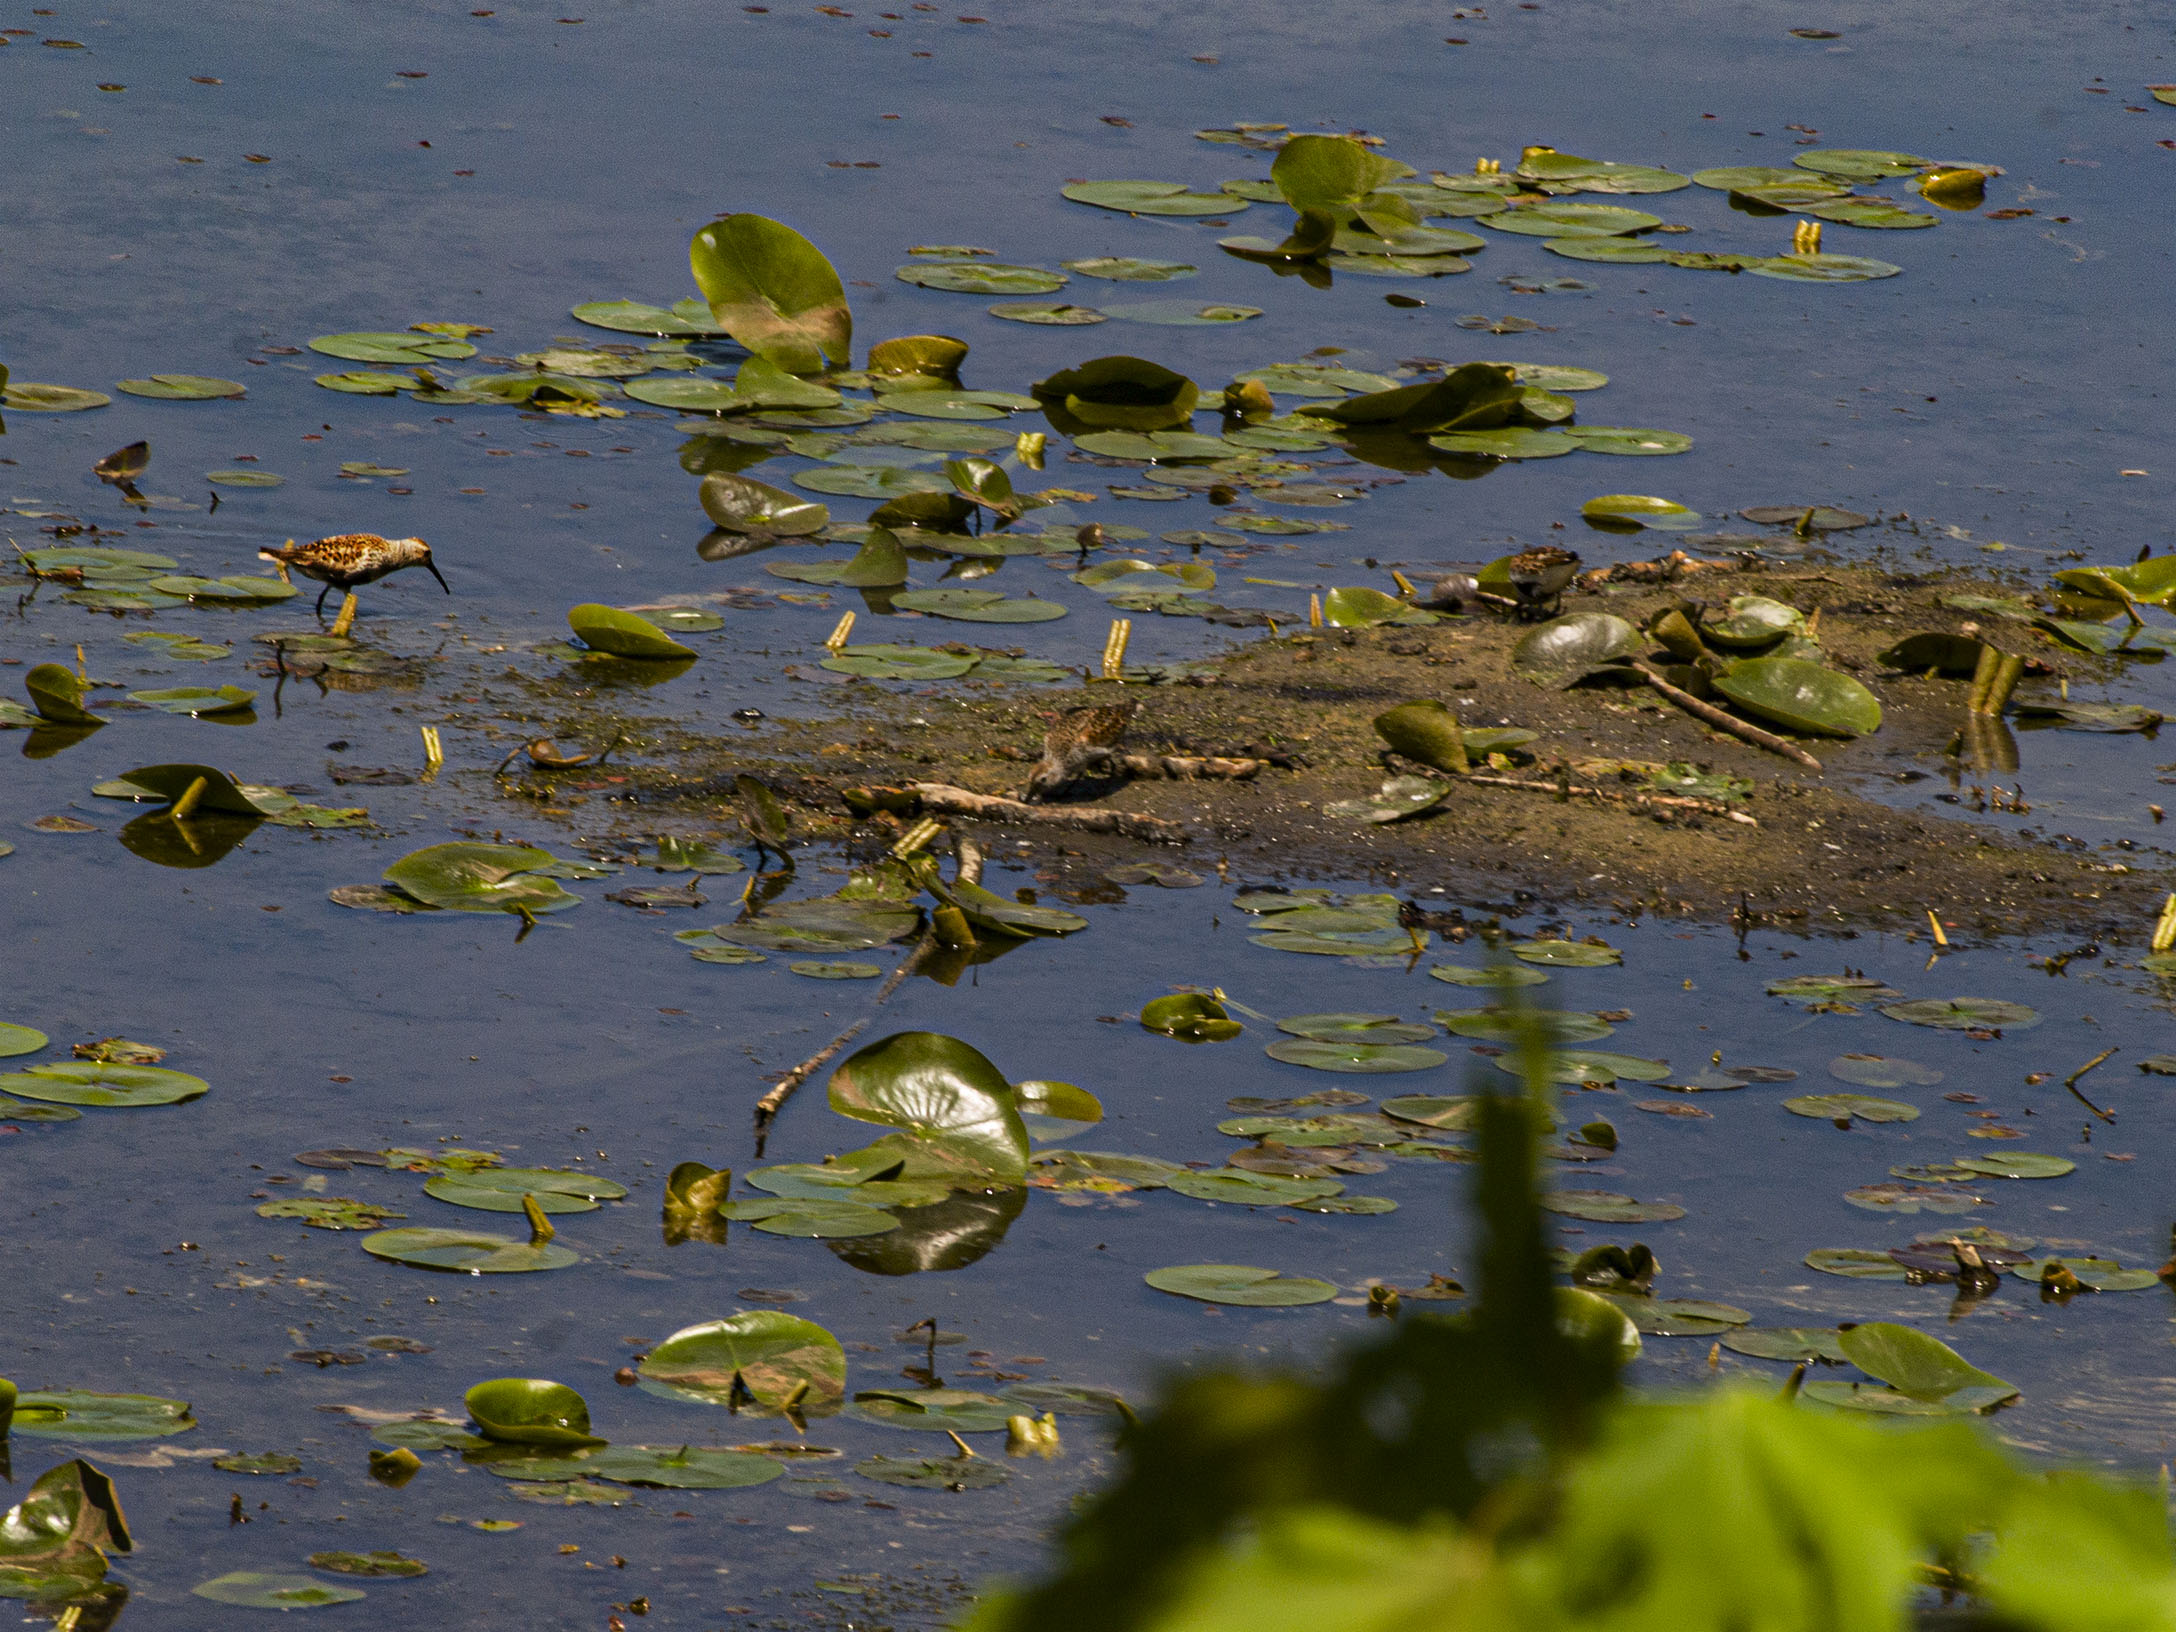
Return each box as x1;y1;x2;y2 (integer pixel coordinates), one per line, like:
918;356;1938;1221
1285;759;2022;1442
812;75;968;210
1879;997;2038;1031
425;1167;627;1214
1488;202;1660;237
1842;1184;1983;1216
1143;1264;1338;1306
1167;1171;1344;1207
1510;939;1621;967
1062;181;1238;216
115;374;244;400
855;1454;1009;1490
1783;1093;1920;1124
376;843;575;915
309;1551;427;1578
2;382;111;412
13;1391;195;1440
214;1451;302;1475
1265;1038;1445;1074
194;1572;365;1609
1955;1152;2074;1180
899;262;1066;294
256;1197;405;1230
1581;493;1700;530
1541;1190;1687;1223
360;1227;579;1273
849;1389;1016;1432
1064;257;1198;282
827;1031;1030;1184
1324;775;1450;824
483;1445;782;1489
0;1062;207;1108
126;685;254;716
464;1379;604;1447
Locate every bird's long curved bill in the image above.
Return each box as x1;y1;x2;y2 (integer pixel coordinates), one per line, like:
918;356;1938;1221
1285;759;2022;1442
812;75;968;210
424;561;451;594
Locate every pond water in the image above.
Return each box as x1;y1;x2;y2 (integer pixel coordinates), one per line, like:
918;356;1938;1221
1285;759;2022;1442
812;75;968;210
4;0;2175;1624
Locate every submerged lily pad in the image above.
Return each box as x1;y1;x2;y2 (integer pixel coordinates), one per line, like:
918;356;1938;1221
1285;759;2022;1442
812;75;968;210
1541;1190;1686;1223
309;1551;428;1578
1828;1054;1943;1089
193;1572;366;1609
482;1445;782;1490
257;1197;406;1230
1143;1264;1338;1306
854;1454;1009;1490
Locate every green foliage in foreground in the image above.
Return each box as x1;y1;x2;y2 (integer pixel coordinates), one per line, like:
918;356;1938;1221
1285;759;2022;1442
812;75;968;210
968;1022;2176;1632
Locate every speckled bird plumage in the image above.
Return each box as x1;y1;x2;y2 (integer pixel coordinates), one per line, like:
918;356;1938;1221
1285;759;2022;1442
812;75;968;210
1026;702;1136;801
259;534;449;616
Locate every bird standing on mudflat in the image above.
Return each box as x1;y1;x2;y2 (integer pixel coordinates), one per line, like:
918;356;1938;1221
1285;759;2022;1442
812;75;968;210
258;534;450;619
1025;702;1136;801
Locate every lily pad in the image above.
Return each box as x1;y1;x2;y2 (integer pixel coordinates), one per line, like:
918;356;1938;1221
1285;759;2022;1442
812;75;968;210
1509;939;1621;967
573;299;730;336
1324;775;1450;824
989;302;1107;325
1063;180;1239;215
1829;1320;2017;1412
1828;1055;1943;1088
848;1389;1016;1432
1598;1295;1751;1336
1540;1190;1687;1223
827;1031;1031;1184
1712;658;1882;737
854;1454;1008;1490
718;1195;901;1237
126;686;255;716
698;472;830;537
360;1227;579;1273
1581;494;1700;530
309;331;477;364
1488;202;1661;237
1507;1051;1669;1086
1143;1264;1338;1306
0;1024;50;1057
1954;1152;2074;1180
0;1062;207;1108
1277;1013;1435;1045
425;1167;628;1214
1794;148;1930;180
1102;300;1263;326
194;1572;366;1609
821;644;982;681
465;1379;605;1448
1808;196;1937;229
1804;1248;1911;1280
2;382;111;412
481;1445;782;1490
1842;1184;1984;1216
257;1197;405;1230
12;1390;196;1440
215;1451;303;1475
898;262;1066;295
380;843;580;916
1879;997;2039;1032
1510;613;1641;688
116;374;245;400
891;588;1068;624
1428;964;1548;989
1166;1171;1345;1206
1744;252;1903;283
1064;257;1198;281
1722;1327;1852;1362
1783;1093;1920;1124
309;1551;427;1578
568;604;698;660
639;1313;847;1410
1439;1008;1614;1044
1264;1038;1445;1073
2009;1257;2160;1292
1140;993;1243;1043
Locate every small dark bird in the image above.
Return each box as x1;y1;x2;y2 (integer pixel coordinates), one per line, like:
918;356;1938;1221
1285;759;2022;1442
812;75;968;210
258;533;449;617
1025;702;1136;801
1504;545;1581;620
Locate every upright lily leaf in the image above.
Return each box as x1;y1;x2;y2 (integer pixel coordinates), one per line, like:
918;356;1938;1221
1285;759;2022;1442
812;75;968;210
689;214;852;373
0;1457;131;1604
1272;135;1410;212
826;1031;1030;1183
464;1379;606;1447
699;472;830;537
381;844;580;916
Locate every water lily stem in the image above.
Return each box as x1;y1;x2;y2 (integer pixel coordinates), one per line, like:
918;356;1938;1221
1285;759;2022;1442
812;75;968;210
1628;660;1823;771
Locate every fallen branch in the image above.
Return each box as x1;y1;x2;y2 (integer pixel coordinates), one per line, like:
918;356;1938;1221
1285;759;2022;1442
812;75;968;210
1573;549;1741;589
908;783;1186;840
753;1018;868;1150
1628;660;1824;772
1461;772;1758;825
2064;1045;2118;1123
1111;752;1263;781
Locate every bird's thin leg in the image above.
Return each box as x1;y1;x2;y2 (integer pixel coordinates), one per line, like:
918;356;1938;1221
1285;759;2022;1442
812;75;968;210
314;583;331;618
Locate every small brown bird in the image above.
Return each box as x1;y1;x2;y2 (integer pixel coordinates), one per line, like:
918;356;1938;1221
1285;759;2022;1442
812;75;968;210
258;533;449;618
1026;702;1136;801
1504;545;1581;620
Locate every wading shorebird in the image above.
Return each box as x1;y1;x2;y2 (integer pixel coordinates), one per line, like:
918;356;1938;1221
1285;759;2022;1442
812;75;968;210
258;533;450;628
1025;701;1137;801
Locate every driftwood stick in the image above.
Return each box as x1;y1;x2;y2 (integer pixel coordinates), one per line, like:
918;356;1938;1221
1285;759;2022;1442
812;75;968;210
1461;772;1757;825
753;1018;869;1148
1627;660;1823;771
1111;753;1263;781
908;783;1186;840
